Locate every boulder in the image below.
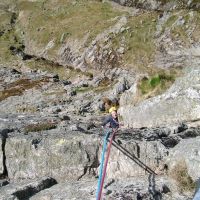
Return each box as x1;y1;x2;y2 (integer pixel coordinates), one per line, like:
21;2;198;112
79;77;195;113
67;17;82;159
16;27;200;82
119;68;200;128
166;136;200;181
5;130;169;182
5;134;100;182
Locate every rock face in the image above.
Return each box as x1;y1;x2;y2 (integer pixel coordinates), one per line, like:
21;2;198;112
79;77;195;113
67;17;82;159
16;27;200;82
119;67;200;128
6;134;100;182
30;177;190;200
166;136;200;181
0;177;57;200
5;130;168;182
111;0;200;10
0;0;200;199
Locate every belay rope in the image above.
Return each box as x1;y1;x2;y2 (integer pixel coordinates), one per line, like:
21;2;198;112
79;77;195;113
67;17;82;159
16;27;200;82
96;129;117;200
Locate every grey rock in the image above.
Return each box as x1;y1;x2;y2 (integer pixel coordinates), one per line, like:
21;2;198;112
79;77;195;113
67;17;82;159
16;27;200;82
0;177;57;200
117;47;125;54
176;122;188;133
58;112;70;121
69;124;80;131
113;77;130;95
5;133;100;182
62;80;71;86
0;180;9;187
161;136;180;148
178;127;200;139
166;136;200;181
119;68;200;128
69;90;77;96
30;177;190;200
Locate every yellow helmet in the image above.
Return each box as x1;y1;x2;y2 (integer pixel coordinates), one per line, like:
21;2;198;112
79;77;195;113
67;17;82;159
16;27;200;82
109;106;117;113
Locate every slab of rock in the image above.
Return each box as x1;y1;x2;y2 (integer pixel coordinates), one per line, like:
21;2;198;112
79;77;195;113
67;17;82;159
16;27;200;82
119;68;200;128
4;129;170;182
166;136;200;181
5;134;100;182
30;177;190;200
0;177;57;200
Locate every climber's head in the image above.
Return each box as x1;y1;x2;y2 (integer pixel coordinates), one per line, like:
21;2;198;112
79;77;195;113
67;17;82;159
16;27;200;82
109;106;117;119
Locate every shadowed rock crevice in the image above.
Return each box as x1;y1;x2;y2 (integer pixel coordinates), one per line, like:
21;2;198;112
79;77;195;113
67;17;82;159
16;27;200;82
13;177;57;200
0;130;10;179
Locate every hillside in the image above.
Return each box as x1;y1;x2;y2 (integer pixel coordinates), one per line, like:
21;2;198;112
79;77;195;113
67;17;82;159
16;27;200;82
0;0;200;199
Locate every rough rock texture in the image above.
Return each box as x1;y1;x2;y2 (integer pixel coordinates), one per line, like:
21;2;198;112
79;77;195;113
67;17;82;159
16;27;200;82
119;67;200;128
0;177;57;200
30;177;191;200
5;130;168;182
111;0;200;10
6;133;100;182
166;136;200;181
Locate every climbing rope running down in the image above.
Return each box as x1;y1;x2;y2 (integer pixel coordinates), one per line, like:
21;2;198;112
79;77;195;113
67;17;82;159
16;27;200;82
96;129;117;200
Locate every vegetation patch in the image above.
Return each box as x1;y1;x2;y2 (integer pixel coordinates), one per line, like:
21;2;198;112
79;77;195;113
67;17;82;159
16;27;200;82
75;86;93;93
138;70;176;96
111;12;158;70
170;160;196;193
24;122;57;133
17;0;125;52
0;78;48;101
26;59;93;80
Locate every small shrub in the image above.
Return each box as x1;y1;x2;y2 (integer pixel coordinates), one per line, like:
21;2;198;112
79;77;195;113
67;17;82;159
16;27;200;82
24;122;57;133
170;160;196;193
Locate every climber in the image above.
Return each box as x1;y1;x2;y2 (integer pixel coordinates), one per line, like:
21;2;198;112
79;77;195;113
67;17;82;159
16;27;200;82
102;106;119;129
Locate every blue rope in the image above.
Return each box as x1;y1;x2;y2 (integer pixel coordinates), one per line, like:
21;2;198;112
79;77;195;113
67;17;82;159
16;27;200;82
96;130;110;199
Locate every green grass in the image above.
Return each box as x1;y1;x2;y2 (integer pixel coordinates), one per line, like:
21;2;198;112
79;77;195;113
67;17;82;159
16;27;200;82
111;12;158;70
0;9;23;65
16;0;125;53
139;72;175;95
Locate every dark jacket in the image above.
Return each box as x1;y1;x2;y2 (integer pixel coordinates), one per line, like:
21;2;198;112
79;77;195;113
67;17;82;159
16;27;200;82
102;115;119;129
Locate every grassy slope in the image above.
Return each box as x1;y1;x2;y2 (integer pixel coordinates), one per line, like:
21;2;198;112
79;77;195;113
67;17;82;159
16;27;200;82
0;0;200;98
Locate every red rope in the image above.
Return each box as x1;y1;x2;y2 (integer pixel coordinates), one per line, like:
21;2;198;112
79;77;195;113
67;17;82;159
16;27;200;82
97;129;117;200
